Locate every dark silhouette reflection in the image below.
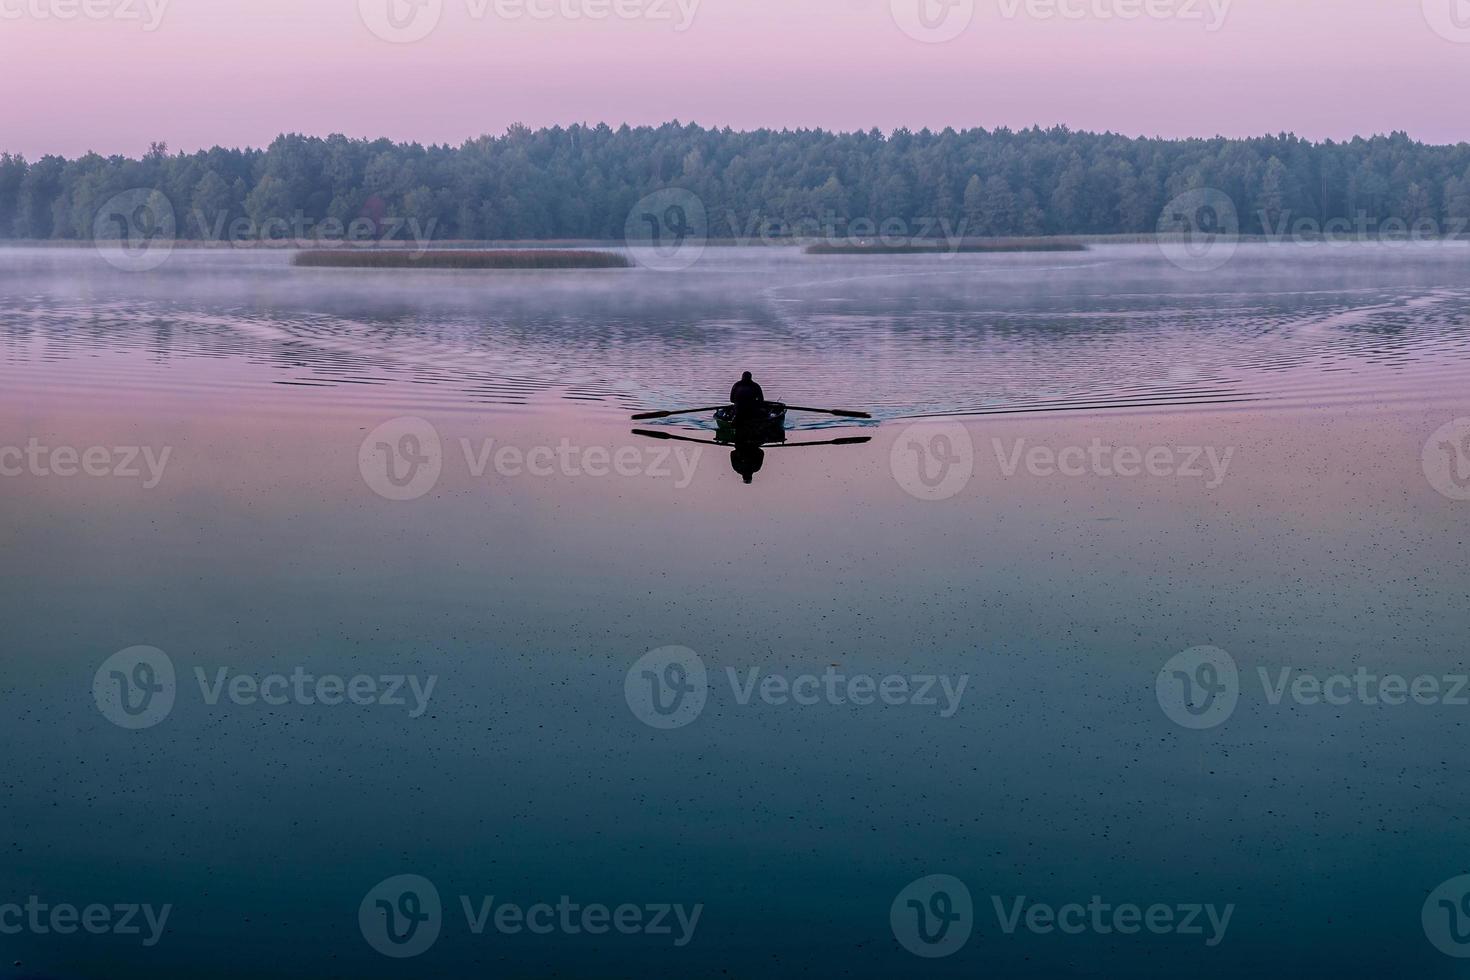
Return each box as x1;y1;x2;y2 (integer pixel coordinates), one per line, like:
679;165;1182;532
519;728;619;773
729;443;765;484
632;409;870;485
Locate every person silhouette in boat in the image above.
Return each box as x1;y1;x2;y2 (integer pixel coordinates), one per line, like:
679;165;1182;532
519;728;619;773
730;371;765;422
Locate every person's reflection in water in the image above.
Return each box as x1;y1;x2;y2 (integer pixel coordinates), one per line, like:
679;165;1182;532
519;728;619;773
730;443;765;484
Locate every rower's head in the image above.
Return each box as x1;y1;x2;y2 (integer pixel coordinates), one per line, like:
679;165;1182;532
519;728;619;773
741;371;753;381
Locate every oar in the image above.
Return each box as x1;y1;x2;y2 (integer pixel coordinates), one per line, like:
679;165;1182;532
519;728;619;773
631;405;730;421
771;436;872;448
783;405;872;419
631;429;870;449
631;428;720;445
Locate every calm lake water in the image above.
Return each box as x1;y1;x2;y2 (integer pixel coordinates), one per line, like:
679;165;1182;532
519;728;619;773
1;244;1468;978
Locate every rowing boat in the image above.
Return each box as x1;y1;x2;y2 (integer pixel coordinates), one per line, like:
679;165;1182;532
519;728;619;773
714;402;787;444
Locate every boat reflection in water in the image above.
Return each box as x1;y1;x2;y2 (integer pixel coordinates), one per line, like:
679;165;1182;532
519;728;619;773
632;402;870;485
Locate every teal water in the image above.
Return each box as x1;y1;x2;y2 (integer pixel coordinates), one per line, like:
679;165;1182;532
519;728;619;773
1;245;1468;978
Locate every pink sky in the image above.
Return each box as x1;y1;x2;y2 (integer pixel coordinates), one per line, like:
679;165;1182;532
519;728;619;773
3;0;1469;157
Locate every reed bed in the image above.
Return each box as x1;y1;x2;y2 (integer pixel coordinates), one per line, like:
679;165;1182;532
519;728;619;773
293;249;631;269
805;241;1087;255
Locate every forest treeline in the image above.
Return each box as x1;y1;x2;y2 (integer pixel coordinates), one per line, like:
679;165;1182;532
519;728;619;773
2;123;1470;241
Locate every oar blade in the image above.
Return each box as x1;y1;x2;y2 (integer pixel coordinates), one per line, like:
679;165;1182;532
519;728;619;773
630;404;730;421
784;405;873;419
